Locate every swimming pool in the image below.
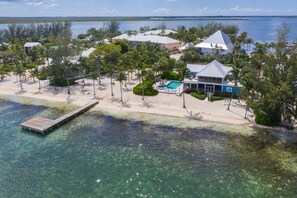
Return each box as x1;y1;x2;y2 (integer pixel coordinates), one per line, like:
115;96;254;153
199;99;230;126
159;81;183;89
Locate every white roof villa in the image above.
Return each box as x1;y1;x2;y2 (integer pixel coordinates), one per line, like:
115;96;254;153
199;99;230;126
24;42;42;48
195;30;234;55
112;33;180;52
81;47;96;57
24;42;42;54
143;29;177;36
185;60;237;94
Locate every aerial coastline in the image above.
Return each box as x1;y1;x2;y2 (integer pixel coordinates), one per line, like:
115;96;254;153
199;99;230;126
0;73;253;131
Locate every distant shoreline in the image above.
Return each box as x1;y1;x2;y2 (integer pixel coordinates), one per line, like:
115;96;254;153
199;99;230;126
1;16;296;24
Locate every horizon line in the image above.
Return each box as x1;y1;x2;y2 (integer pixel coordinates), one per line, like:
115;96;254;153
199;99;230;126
1;15;297;18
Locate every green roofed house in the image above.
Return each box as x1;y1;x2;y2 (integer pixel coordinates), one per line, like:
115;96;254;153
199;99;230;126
184;60;238;94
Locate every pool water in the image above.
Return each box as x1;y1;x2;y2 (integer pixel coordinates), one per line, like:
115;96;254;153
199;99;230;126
159;81;182;89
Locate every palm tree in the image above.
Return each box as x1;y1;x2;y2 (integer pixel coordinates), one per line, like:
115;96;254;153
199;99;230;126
227;58;247;110
63;60;73;95
0;63;11;82
14;62;25;90
179;63;189;108
117;72;127;102
104;49;121;97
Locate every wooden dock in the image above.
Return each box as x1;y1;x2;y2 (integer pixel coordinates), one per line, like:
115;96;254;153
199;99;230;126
21;101;99;134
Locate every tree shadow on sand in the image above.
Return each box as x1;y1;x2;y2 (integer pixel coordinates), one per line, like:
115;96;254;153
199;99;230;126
185;108;202;121
120;101;131;108
141;100;154;109
15;90;27;95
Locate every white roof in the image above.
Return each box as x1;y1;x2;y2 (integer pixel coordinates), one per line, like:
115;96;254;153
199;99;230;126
181;42;194;50
195;30;233;51
112;33;180;45
24;42;42;47
187;60;232;78
143;29;177;35
81;47;96;57
187;64;206;73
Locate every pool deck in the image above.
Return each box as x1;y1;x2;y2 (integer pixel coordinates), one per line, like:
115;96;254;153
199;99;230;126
155;81;183;95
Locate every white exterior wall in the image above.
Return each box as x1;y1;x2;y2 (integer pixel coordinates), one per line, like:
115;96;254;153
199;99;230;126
201;48;231;55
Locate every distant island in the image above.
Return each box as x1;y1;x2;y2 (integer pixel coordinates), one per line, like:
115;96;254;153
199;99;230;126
0;16;254;24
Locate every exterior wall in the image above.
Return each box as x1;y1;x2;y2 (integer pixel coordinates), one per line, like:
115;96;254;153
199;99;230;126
222;85;238;94
164;43;180;51
201;48;231;55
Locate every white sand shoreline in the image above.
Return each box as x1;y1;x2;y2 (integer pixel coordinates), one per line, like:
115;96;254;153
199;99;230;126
0;74;257;134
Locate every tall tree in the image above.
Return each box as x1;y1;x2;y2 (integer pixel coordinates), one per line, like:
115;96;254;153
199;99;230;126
227;58;247;110
117;72;127;103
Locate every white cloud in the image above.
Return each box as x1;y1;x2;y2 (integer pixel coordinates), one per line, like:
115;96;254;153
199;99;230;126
152;7;171;14
0;0;58;8
101;7;118;15
196;5;297;15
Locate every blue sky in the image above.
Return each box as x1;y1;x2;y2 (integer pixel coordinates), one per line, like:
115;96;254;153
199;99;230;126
0;0;297;17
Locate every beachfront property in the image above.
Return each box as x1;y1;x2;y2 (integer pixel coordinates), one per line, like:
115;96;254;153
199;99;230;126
112;33;181;52
195;30;234;55
184;60;237;94
24;42;42;54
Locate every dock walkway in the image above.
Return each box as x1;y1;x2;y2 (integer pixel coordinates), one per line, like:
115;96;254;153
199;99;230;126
21;101;98;134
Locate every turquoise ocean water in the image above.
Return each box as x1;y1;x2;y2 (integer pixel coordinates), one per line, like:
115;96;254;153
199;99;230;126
0;99;297;197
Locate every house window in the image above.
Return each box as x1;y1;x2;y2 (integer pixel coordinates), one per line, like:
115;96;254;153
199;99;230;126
226;87;233;93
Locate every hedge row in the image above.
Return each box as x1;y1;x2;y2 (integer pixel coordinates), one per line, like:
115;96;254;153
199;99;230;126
190;92;207;100
209;95;224;101
50;79;76;87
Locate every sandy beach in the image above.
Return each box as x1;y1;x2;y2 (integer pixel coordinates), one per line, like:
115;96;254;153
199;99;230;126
0;73;254;127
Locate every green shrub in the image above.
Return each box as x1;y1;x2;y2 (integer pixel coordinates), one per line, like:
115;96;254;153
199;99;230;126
255;106;281;126
133;80;158;96
198;89;204;95
210;95;224;101
37;74;47;80
191;92;206;100
50;78;75;87
161;71;181;81
214;91;238;99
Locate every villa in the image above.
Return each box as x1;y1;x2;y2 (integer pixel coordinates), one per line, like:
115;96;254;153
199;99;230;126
195;30;234;55
24;42;42;54
184;60;237;94
112;33;181;52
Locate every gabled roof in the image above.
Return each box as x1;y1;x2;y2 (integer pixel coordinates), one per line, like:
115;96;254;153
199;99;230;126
195;30;233;51
24;42;42;47
187;64;207;73
187;60;232;78
197;60;232;78
112;33;180;45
